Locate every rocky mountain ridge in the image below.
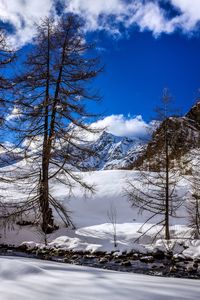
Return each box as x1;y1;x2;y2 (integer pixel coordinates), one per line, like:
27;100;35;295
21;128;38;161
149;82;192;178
133;101;200;170
78;131;144;170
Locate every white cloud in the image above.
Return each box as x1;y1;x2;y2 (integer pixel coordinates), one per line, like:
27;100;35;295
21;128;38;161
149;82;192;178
129;2;174;35
90;114;150;139
64;0;200;36
65;0;137;34
1;1;200;47
19;114;152;147
0;0;54;47
64;0;172;36
170;0;200;31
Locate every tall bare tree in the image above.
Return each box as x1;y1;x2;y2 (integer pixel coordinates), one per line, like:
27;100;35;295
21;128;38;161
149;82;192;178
9;15;102;233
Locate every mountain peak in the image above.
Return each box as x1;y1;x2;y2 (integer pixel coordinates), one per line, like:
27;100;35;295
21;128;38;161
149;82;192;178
79;130;141;170
98;130;123;143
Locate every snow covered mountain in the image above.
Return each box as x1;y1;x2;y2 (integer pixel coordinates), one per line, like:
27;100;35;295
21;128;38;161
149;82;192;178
0;131;143;171
78;131;144;170
1;102;200;171
79;102;200;171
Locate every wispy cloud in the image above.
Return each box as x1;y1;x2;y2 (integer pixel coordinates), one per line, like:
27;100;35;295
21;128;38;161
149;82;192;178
1;1;200;47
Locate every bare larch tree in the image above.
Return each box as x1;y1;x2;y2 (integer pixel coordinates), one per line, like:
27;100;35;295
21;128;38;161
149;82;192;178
10;15;102;233
127;89;183;241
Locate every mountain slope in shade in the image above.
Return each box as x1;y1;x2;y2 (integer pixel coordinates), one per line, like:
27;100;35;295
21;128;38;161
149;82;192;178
133;101;200;170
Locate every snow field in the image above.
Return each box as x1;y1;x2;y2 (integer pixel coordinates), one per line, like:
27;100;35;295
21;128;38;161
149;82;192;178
0;170;199;258
0;256;199;300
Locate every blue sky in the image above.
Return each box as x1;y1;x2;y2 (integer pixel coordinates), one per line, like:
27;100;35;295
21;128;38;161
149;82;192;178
1;0;200;137
94;30;200;120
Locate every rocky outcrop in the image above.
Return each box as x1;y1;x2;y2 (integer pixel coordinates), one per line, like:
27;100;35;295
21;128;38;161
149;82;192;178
132;102;200;171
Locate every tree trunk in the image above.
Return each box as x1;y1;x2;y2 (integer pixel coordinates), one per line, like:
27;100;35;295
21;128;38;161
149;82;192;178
165;122;170;240
195;198;200;239
39;21;54;233
40;30;67;233
39;154;54;233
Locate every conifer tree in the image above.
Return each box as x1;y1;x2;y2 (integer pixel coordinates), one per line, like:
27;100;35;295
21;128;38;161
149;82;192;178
10;15;102;233
127;89;183;241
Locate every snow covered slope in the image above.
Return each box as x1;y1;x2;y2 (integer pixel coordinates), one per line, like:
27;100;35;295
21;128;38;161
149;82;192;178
0;256;199;300
1;169;192;255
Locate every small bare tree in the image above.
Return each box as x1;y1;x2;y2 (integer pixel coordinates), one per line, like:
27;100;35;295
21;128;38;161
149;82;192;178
185;151;200;239
127;89;184;241
107;202;117;248
187;192;200;239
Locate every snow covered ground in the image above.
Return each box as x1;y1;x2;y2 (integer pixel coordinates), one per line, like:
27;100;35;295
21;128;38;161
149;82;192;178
0;169;199;258
0;256;199;300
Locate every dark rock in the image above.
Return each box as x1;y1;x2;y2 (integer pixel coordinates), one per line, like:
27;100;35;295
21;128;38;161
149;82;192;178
187;266;197;273
121;260;132;267
95;251;106;257
17;244;28;252
152;250;165;260
140;256;154;263
71;254;78;260
165;251;173;259
130;253;139;260
99;257;108;264
172;255;186;262
114;259;122;264
169;265;177;273
16;220;34;226
193;262;198;269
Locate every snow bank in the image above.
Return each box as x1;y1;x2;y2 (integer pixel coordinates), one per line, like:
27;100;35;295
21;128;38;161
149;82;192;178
183;240;200;259
0;256;199;300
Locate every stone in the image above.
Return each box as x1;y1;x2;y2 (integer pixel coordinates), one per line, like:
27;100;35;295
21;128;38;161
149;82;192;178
121;260;132;267
152;250;165;260
169;265;177;273
99;257;108;264
140;256;154;263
